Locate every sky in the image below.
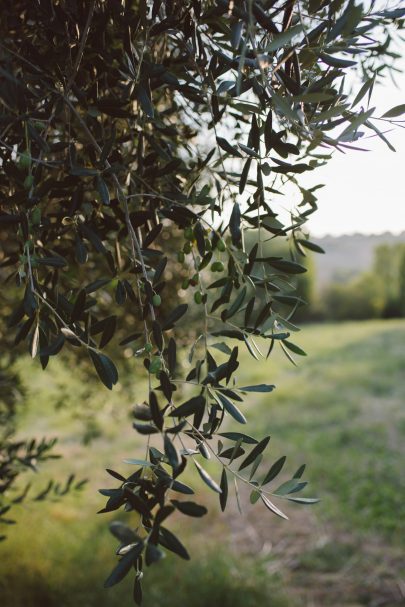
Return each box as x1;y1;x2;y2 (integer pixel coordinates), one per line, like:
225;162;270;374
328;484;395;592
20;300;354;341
305;51;405;238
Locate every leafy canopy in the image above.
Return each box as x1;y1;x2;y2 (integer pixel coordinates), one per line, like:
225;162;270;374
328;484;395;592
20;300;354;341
0;0;404;603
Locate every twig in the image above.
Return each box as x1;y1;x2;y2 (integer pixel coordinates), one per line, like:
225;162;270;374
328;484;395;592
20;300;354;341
0;139;59;168
64;97;156;322
65;0;96;94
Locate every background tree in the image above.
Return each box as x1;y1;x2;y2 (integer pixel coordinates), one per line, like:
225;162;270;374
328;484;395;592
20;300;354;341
373;243;405;318
320;242;405;321
0;0;404;603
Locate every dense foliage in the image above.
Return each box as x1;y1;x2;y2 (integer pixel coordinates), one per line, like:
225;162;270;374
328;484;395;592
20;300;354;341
0;0;404;602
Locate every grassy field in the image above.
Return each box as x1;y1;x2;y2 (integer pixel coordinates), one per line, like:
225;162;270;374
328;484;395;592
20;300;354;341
1;319;404;606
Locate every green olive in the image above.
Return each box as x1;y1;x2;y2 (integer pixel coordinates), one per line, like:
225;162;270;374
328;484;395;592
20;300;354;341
194;291;202;304
19;153;31;170
216;239;226;252
152;294;161;307
144;342;153;353
177;251;185;263
211;261;224;272
184;226;194;241
149;357;161;374
182;278;189;290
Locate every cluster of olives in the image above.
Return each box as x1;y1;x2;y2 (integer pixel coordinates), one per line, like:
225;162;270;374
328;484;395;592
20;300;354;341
177;224;227;304
19;152;35;191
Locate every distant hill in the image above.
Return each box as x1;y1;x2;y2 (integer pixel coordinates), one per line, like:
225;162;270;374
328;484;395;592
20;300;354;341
312;232;405;289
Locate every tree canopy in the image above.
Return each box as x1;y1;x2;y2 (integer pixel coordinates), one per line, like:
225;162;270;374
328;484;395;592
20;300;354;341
0;0;404;603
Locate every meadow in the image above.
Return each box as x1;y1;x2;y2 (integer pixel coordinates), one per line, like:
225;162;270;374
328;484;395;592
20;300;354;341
1;319;404;607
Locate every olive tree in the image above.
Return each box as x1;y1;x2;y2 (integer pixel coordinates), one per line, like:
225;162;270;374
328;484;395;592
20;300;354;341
0;0;404;602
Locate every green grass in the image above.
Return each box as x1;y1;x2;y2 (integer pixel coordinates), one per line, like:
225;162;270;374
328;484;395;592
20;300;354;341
1;518;289;607
234;319;405;542
2;319;405;606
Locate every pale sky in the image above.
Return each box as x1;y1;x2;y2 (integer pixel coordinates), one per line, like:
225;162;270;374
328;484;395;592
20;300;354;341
306;54;404;238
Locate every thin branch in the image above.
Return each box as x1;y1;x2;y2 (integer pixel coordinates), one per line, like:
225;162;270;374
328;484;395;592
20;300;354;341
0;139;60;168
64;97;156;322
65;0;96;95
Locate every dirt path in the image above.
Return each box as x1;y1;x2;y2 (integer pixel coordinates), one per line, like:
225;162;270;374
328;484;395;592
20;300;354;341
218;484;405;607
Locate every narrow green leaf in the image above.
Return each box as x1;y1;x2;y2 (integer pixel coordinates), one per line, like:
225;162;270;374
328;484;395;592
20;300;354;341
119;332;142;346
231;20;243;49
282;340;307;356
123;459;152;467
229;202;242;247
137;85;154;118
320;53;357;68
97;176;110;205
339;107;375;139
286;497;320;504
249;453;263;481
351;75;375;108
104;543;143;588
71;289;86;322
262;456;286;485
211;342;232;355
224;286;247;320
164;434;181;471
99;315;117;349
149;390;163;430
382;104;405;118
37;255;67;268
267;258;307;274
218;432;258;444
89;350;118;390
264;109;273;152
273;479;308;496
265;24;302;52
239;436;270;471
170;480;194;495
239;384;275;393
219;468;228;511
133;576;142;605
296;239;325;254
159;527;190;560
194;461;222;494
293;464;306;479
169;395;205;418
239;157;252;194
31;324;39;358
109;521;139;544
376;8;405;18
228;438;243;465
238;143;259;158
167;337;177;375
261;494;289;520
161;304;188;330
364;120;396;152
271;91;299;122
171;500;207;518
216;136;243;158
280;341;297;366
215;392;246;425
234;478;242;514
